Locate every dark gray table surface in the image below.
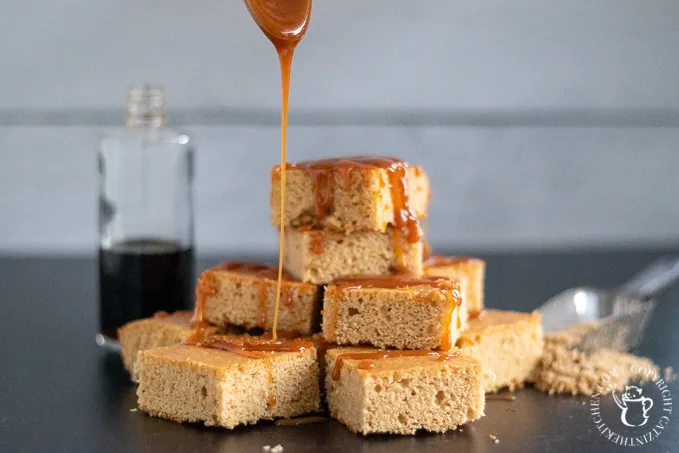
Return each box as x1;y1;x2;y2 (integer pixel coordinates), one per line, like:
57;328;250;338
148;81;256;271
1;251;678;453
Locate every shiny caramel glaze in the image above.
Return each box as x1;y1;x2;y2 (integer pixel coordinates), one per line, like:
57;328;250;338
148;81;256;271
183;320;215;346
191;335;315;357
332;350;459;380
297;226;324;255
423;255;472;268
329;273;462;350
244;0;312;342
331;273;459;292
244;0;311;50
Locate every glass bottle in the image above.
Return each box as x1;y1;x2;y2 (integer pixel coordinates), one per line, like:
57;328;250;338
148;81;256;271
96;84;195;349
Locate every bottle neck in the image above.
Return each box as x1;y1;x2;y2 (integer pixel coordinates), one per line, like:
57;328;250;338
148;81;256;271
125;83;166;129
125;113;165;128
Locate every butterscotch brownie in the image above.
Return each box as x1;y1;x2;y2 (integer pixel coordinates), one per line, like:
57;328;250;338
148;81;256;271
456;309;543;391
325;346;485;435
322;275;464;350
271;157;430;232
118;311;220;379
424;256;486;316
283;227;424;284
196;262;322;335
136;337;320;429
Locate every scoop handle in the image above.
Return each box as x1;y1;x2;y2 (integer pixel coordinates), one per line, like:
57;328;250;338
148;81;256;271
621;256;679;299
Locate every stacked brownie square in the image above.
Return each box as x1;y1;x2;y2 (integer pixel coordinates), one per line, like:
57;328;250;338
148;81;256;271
123;156;544;436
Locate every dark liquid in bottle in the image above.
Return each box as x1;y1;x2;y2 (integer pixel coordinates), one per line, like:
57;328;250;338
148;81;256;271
99;239;194;339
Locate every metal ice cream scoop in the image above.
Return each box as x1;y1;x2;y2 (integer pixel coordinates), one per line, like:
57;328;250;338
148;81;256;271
538;256;679;352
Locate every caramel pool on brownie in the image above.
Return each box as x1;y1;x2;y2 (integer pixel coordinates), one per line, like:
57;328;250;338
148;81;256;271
322;274;465;350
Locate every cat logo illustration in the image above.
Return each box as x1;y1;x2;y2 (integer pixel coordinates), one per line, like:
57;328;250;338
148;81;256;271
612;386;654;427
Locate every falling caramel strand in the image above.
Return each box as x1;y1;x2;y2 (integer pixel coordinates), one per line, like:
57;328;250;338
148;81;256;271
244;0;312;342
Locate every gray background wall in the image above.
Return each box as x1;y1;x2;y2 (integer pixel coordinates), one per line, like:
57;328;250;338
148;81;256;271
1;1;678;255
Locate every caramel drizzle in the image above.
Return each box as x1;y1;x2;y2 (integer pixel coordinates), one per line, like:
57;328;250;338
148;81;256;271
183;320;213;346
194;336;314;356
244;0;312;342
330;274;461;350
309;229;324;255
266;360;276;406
332;350;459;380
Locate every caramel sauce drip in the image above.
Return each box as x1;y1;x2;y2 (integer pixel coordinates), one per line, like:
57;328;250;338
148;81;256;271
244;0;312;342
257;280;268;328
193;270;218;326
440;302;457;351
266;360;276;406
183;320;214;346
331;274;461;350
309;230;324;254
423;255;472;267
332;350;459;380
